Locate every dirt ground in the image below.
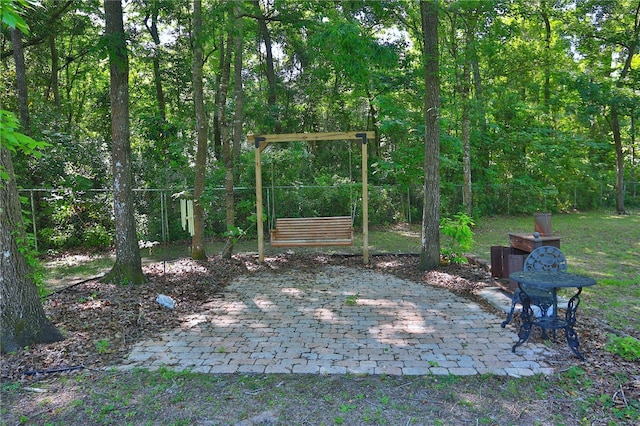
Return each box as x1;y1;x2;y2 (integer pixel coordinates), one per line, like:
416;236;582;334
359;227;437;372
1;253;639;424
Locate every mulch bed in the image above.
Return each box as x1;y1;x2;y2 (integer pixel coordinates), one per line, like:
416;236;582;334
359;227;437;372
1;253;638;407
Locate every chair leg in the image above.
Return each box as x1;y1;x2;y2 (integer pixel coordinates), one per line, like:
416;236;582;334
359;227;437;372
512;300;534;353
564;326;584;361
501;295;518;328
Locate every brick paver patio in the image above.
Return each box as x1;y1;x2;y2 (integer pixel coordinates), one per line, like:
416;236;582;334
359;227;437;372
120;265;555;376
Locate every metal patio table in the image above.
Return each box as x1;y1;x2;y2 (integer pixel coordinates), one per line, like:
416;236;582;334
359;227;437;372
509;271;596;360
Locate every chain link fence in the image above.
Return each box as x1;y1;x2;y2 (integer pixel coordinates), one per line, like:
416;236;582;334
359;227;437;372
19;181;638;251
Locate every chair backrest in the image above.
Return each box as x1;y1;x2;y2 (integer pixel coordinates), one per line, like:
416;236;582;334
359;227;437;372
524;246;568;272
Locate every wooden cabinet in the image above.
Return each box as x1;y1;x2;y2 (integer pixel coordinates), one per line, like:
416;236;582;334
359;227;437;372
508;233;561;254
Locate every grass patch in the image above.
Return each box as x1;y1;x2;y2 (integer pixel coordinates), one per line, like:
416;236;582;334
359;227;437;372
344;293;359;306
0;372;580;425
584;278;640;333
43;255;114;282
469;210;640;282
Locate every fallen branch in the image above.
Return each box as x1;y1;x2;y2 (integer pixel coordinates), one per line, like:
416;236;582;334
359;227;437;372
23;365;85;376
592;318;634;339
23;387;48;393
614;384;629;408
44;276;105;298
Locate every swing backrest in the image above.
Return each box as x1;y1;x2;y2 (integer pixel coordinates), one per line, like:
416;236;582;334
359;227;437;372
270;216;353;247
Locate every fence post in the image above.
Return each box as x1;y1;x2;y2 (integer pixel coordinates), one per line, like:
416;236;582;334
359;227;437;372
160;191;168;244
30;189;38;252
407;187;411;223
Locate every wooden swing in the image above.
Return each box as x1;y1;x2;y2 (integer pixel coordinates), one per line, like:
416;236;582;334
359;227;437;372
270;216;354;247
248;132;374;263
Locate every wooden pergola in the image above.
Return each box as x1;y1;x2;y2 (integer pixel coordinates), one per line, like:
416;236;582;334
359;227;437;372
248;131;375;264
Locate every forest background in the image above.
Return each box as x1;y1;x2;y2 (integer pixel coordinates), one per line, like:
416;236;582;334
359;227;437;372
2;0;640;253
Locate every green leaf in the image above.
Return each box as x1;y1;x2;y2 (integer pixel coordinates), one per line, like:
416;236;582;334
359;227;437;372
0;110;50;156
0;0;34;35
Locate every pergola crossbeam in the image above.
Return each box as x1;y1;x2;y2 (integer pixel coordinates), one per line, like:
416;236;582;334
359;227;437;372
249;131;375;146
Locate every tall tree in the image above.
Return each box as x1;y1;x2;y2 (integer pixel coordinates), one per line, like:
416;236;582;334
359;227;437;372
250;0;279;132
221;4;244;259
566;0;640;214
212;28;226;160
539;0;552;111
101;0;145;284
143;0;166;120
1;2;63;353
420;0;441;271
607;0;640;214
1;124;63;352
48;29;61;107
191;0;208;260
10;27;30;133
447;6;473;216
467;5;488;181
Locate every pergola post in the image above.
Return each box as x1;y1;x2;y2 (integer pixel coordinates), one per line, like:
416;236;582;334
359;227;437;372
254;136;267;262
356;133;369;264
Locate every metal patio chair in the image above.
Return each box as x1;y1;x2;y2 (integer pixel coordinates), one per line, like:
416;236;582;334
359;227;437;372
501;246;568;335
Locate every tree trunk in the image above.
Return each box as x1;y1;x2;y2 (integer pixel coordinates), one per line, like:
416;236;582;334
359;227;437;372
541;2;551;111
101;0;145;285
609;1;639;214
232;31;243;164
611;107;626;214
469;27;488;178
606;1;638;214
191;0;209;260
144;0;166;120
221;6;244;259
461;94;472;216
420;0;441;272
251;0;279;132
217;26;232;252
212;32;225;160
632;113;636;197
11;28;30;133
461;23;472;216
1;146;63;353
366;88;381;157
49;32;61;107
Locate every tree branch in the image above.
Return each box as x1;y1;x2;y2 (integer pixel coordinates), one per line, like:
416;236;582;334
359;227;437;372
1;0;74;59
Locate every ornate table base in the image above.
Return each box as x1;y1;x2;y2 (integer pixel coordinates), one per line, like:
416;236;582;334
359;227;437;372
512;287;584;360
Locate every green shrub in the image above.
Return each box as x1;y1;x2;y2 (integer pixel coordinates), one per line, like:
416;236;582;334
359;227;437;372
83;224;112;247
440;213;475;264
40;225;77;248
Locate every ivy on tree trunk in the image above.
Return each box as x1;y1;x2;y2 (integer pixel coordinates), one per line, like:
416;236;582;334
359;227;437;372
1;146;63;353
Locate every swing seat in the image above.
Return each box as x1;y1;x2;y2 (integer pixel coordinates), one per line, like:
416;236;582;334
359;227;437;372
270;216;354;247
